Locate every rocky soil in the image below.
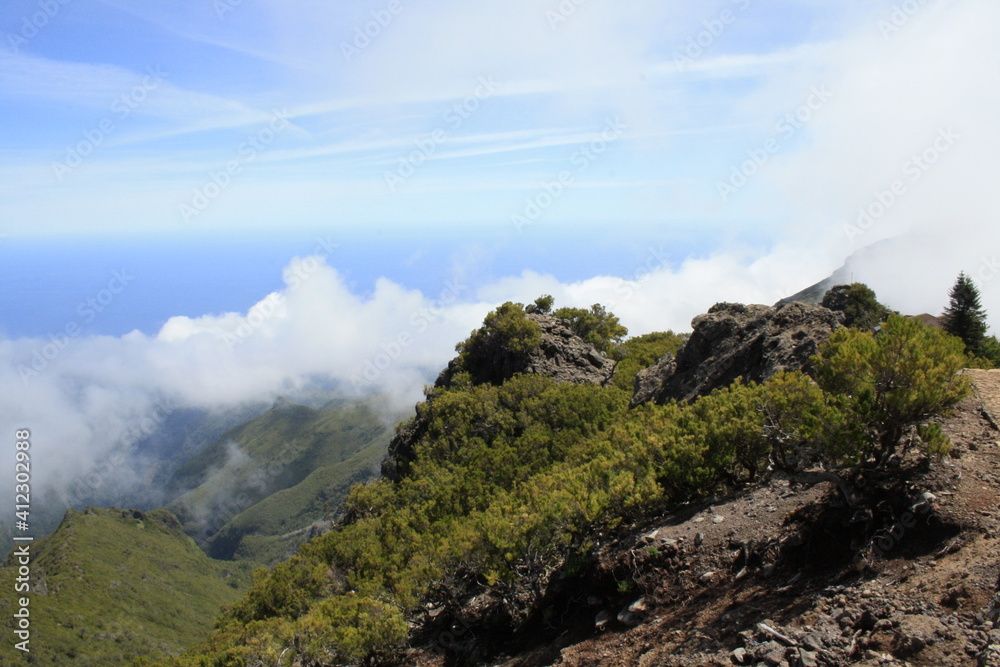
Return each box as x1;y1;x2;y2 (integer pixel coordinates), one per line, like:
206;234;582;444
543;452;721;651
495;369;1000;667
403;370;1000;666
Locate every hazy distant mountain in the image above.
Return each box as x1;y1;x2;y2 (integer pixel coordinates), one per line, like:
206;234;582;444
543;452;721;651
165;397;400;563
774;262;853;306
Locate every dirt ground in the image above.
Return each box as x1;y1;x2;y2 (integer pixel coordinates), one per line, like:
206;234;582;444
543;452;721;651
488;370;1000;666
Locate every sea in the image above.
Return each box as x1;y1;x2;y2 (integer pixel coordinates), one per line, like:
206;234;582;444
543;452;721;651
0;227;709;340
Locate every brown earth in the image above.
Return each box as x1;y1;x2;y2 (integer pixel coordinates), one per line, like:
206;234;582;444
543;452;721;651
506;369;1000;667
404;370;1000;666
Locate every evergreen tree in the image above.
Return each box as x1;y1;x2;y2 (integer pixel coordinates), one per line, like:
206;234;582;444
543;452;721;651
942;272;989;355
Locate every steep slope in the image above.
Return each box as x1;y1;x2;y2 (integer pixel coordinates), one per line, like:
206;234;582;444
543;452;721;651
0;508;253;666
484;370;1000;666
153;300;985;666
383;310;614;481
166;397;397;561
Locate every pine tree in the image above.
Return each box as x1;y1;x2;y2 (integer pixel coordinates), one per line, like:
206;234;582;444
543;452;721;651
942;272;989;355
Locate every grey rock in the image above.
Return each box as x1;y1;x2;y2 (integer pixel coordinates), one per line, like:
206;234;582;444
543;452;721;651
801;633;825;652
632;302;842;406
617;608;642;627
437;313;615;389
628;596;651;613
381;313;614;481
756;640;789;665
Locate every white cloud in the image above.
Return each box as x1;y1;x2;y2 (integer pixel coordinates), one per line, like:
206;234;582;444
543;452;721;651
3;0;999;520
733;0;1000;324
0;257;493;505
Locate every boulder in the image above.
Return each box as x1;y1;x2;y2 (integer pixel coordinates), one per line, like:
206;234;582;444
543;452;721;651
632;302;842;406
436;313;615;389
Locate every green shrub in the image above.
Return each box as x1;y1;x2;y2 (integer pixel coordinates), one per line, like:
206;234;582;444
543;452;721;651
169;304;977;666
553;303;628;355
610;331;687;391
814;314;970;463
821;283;892;330
453;302;542;384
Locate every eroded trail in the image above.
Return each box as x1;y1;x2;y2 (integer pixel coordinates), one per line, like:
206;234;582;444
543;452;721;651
967;368;1000;427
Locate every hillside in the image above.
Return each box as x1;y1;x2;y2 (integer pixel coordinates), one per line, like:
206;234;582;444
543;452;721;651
483;369;1000;666
154;296;997;665
0;508;253;666
165;397;397;563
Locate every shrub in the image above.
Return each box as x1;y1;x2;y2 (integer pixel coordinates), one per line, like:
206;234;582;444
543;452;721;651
453;302;542;384
814;314;970;463
821;283;892;330
553;303;628;355
610;331;687;391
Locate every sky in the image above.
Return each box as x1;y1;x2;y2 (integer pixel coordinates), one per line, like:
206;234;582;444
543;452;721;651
1;0;999;511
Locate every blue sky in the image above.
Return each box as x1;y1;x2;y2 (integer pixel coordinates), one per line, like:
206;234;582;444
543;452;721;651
1;0;857;239
2;0;999;504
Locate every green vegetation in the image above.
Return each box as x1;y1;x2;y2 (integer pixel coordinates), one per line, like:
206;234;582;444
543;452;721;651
610;331;687;391
166;399;395;563
552;303;628;355
821;282;893;330
452;301;543;385
942;272;989;355
814;313;970;463
163;296;971;665
941;272;999;368
972;336;1000;368
0;508;253;667
525;294;555;315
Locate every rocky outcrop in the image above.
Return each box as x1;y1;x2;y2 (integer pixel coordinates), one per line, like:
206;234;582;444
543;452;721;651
435;313;614;389
381;313;614;482
632;302;843;406
516;314;616;385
